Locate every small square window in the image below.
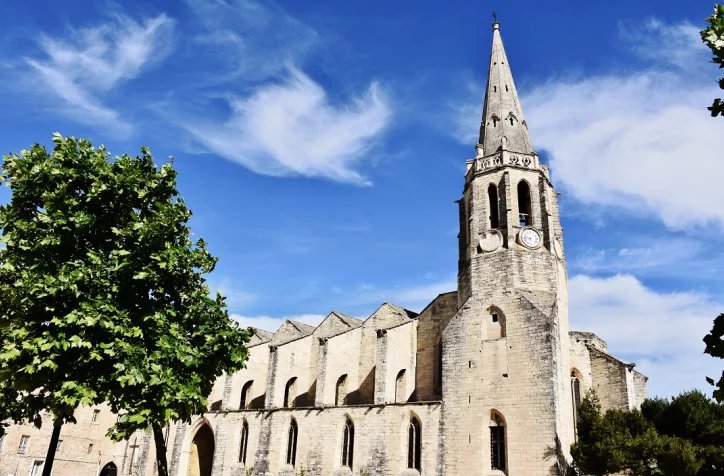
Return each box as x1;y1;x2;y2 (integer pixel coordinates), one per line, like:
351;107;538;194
492;313;499;323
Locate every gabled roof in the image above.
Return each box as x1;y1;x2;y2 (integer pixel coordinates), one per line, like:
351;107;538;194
313;311;363;339
363;302;419;331
271;319;316;346
248;327;273;346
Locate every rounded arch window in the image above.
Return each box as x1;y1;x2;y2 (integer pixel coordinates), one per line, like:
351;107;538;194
486;306;506;339
395;369;407;403
336;374;348;406
240;380;253;409
283;377;297;408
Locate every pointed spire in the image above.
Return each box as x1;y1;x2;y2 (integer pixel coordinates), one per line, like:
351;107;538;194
477;21;534;157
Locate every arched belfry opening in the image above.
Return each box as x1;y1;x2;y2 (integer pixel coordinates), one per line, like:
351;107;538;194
187;424;215;476
99;462;117;476
517;180;532;227
488;184;500;229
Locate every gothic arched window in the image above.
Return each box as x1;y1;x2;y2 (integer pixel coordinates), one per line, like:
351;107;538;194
517;180;532;227
283;377;297;408
490;411;507;471
336;374;348;406
341;418;354;468
571;369;583;438
488;184;500;229
286;419;298;467
239;420;249;464
240;380;253;409
407;415;422;471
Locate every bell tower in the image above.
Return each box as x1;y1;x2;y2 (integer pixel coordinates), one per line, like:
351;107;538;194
442;21;575;475
457;20;565;304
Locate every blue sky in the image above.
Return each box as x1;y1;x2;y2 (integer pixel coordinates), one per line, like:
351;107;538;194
1;0;722;398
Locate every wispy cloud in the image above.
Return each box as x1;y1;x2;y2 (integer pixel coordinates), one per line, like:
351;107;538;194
569;274;720;397
23;13;174;134
183;66;391;185
185;0;318;81
173;0;393;185
523;20;724;230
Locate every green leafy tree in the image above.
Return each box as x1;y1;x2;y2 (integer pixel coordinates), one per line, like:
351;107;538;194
701;3;724;117
704;313;724;402
573;391;722;476
0;135;250;476
642;391;724;476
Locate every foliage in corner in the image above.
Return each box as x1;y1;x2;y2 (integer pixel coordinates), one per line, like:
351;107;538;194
704;313;724;402
0;134;250;475
701;3;724;117
571;390;723;476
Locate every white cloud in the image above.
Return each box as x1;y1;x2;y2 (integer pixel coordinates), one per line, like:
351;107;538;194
569;274;721;397
184;67;391;185
231;313;326;332
24;13;174;133
522;20;724;230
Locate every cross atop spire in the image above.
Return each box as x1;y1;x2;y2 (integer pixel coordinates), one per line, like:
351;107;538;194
477;22;534;157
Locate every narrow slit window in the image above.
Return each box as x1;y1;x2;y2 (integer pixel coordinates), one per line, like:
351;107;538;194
341;418;354;468
239;420;249;464
286;419;298;467
493;86;497;92
571;371;582;439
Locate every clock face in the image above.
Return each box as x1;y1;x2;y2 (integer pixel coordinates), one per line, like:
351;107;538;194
519;227;541;249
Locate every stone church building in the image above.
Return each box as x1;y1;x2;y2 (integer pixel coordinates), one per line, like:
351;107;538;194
0;22;647;476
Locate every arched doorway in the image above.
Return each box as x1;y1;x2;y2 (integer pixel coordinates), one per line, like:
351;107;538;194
99;462;117;476
187;424;215;476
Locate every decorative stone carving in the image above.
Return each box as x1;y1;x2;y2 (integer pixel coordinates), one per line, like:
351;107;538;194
478;229;503;253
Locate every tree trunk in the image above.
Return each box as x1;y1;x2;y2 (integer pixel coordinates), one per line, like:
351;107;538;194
152;422;170;476
41;421;62;476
